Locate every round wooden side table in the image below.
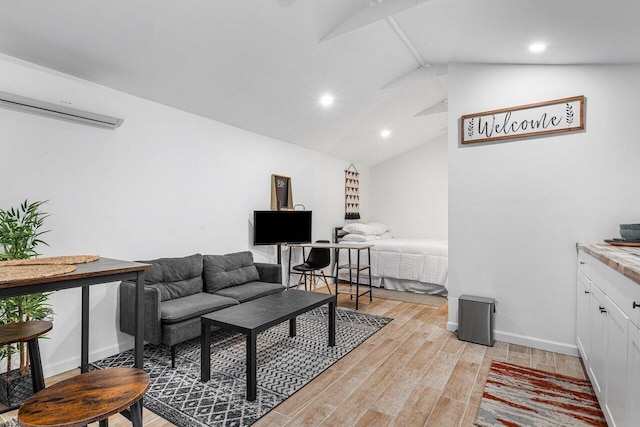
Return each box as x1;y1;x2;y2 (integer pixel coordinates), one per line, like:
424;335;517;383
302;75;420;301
0;320;53;395
18;368;150;427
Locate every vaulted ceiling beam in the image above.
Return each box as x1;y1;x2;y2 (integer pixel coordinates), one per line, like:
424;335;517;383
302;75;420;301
381;63;447;90
320;0;434;42
414;99;448;116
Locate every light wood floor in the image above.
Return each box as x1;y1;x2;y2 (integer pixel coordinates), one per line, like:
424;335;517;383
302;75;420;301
0;290;587;426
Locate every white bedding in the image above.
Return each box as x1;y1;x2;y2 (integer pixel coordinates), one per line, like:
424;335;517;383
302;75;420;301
337;237;448;293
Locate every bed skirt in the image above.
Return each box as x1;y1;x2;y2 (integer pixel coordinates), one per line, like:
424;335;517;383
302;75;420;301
337;272;448;297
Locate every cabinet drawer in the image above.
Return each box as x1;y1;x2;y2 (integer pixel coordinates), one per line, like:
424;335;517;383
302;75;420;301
578;250;593;281
592;262;640;327
617;273;640;329
597;263;640;329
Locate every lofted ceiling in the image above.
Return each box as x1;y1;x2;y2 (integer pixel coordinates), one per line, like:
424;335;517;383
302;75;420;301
0;0;639;166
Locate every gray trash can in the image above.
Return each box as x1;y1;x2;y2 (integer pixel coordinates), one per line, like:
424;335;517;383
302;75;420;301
458;294;495;346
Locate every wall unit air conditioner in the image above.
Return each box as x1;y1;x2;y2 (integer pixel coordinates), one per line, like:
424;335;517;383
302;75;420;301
0;90;124;129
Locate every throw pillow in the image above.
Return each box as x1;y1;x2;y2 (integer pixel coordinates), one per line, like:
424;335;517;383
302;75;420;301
139;253;204;301
203;251;260;293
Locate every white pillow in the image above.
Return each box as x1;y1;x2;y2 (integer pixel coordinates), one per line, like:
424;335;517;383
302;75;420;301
341;233;381;242
367;223;390;235
342;222;390;236
342;223;369;235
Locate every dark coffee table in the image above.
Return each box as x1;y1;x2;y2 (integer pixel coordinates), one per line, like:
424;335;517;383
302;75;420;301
200;289;337;401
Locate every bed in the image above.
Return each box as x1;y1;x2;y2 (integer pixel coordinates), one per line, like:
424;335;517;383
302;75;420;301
335;225;448;296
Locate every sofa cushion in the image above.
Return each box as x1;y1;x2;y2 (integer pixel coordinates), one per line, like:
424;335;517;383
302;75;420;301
140;254;204;301
203;251;260;293
213;281;283;303
160;292;238;324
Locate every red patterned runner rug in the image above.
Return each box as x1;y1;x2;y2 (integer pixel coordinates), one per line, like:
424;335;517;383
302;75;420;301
475;361;606;426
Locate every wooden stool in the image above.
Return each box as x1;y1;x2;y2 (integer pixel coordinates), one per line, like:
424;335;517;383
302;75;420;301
0;321;52;394
18;368;150;427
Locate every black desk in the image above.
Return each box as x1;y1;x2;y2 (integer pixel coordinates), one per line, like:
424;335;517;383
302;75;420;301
289;242;374;309
0;258;150;372
200;290;336;401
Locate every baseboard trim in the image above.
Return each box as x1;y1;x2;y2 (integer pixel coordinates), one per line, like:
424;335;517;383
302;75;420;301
446;321;578;357
43;340;133;378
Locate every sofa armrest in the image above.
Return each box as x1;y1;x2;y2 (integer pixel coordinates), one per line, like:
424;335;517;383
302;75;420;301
255;263;282;284
119;281;162;345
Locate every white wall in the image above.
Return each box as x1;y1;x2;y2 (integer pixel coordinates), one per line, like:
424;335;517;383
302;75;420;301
0;54;367;376
447;64;640;355
370;136;448;238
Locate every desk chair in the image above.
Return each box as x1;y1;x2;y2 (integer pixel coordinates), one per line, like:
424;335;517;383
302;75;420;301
292;240;331;293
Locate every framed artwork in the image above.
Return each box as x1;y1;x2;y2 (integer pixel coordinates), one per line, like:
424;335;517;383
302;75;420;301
271;174;293;210
345;164;360;220
461;95;585;144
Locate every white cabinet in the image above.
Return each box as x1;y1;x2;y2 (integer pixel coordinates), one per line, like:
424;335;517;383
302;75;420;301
587;284;607;397
627;323;640;424
577;248;640;427
576;274;591;365
604;294;628;427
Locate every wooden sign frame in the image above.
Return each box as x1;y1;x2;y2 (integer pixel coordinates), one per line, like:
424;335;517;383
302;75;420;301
270;174;293;210
461;95;585;144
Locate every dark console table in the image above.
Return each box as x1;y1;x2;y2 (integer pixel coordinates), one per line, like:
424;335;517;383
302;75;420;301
0;258;150;372
289;242;374;309
200;290;336;401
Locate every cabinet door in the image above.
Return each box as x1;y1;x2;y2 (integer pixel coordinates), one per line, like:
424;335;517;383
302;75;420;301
604;295;627;427
628;323;640;426
589;286;607;398
576;274;591;364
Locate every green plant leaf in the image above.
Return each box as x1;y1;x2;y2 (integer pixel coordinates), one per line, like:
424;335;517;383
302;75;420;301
0;199;53;373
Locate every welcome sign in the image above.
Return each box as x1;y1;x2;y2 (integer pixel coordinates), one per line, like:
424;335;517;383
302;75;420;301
461;95;585;144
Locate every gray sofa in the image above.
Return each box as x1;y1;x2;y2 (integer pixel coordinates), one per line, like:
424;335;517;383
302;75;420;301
119;251;282;367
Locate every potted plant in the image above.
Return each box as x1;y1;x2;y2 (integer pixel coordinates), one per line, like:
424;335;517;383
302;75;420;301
0;200;53;407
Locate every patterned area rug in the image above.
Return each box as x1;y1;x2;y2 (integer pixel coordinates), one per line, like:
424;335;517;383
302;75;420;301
475;361;606;426
93;307;391;426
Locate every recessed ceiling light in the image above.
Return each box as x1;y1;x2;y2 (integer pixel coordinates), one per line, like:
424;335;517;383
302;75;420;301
380;129;391;138
529;43;546;53
319;93;334;107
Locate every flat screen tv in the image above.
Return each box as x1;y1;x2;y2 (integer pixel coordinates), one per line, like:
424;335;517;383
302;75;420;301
253;210;312;245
